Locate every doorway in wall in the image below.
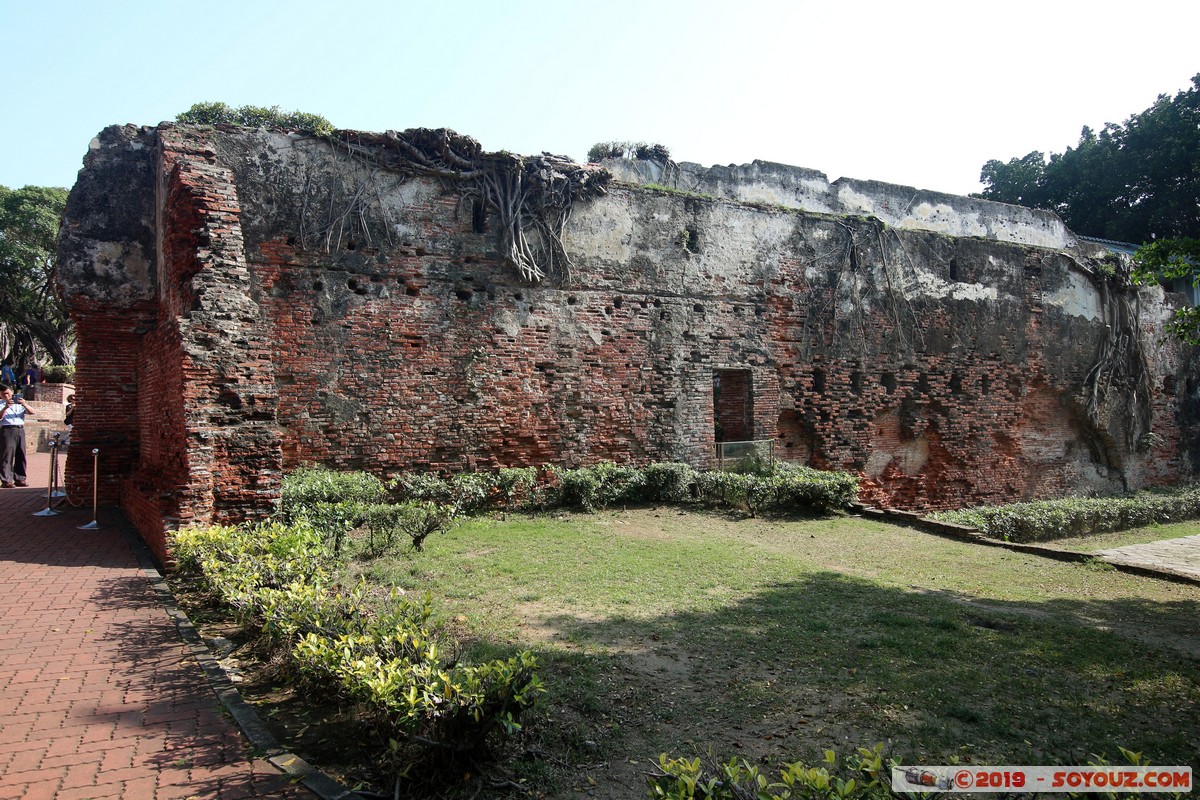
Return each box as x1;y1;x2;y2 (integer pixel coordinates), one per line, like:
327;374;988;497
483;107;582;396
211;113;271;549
713;369;752;442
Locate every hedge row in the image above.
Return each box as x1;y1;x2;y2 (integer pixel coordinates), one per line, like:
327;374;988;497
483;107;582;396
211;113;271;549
929;486;1200;542
276;462;858;556
385;460;859;516
169;521;542;768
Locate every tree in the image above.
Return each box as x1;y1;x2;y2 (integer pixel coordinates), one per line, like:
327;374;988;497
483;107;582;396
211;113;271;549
586;141;671;163
978;75;1200;342
977;74;1200;245
1131;237;1200;344
0;185;73;367
176;102;334;136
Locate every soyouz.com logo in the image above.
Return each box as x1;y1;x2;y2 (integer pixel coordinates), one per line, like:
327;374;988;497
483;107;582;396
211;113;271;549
891;766;1192;793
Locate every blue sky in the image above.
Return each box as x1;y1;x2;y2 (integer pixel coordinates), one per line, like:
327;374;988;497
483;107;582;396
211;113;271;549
2;0;1197;197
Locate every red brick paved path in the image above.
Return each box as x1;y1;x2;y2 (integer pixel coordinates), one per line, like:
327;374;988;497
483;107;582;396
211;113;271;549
0;451;321;799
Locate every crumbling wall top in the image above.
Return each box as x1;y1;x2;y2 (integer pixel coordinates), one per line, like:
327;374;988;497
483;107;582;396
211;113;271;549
604;157;1079;251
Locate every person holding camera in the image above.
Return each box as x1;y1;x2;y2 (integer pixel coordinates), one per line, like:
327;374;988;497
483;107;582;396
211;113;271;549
0;385;35;487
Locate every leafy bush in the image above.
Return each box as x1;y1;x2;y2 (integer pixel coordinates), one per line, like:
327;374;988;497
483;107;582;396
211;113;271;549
357;501;458;556
391;471;455;505
386;461;856;517
172;520;333;616
931;486;1200;542
649;744;896;800
279;467;386;522
169;522;543;774
176;101;334;136
695;464;859;516
642;462;699;503
41;364;75;384
391;468;543;513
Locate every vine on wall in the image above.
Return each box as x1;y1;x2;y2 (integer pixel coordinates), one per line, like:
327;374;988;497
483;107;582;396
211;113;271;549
329;128;612;282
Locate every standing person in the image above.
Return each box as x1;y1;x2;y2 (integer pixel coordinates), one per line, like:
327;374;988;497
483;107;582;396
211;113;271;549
20;364;41;400
0;362;14;387
0;385;35;487
63;394;75;446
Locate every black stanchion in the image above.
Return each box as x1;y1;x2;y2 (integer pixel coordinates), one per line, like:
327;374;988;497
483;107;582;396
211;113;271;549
78;448;103;530
32;434;62;517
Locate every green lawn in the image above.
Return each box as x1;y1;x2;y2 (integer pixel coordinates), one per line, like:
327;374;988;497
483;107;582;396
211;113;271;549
340;508;1200;797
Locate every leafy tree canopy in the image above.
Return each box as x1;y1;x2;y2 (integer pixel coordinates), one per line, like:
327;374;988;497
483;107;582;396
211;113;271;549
977;74;1200;245
176;102;334;136
0;185;73;367
587;140;671;164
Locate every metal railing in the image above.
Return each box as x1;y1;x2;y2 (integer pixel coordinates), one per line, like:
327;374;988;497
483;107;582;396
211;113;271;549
713;439;775;471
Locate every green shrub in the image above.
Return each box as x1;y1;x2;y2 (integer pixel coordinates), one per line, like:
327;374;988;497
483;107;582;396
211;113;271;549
494;467;540;509
386;461;856;517
649;744;895;800
298;500;369;554
357;501;458;557
694;464;859;516
642;462;698;503
172;520;333;616
176;101;334;136
279;467;386;522
390;471;455;505
41;364;75;384
169;523;543;774
931;486;1200;542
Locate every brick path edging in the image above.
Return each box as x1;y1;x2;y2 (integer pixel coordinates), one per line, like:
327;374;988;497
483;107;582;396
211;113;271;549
116;523;364;800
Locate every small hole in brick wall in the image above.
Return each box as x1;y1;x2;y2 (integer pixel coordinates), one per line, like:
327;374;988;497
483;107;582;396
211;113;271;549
415;247;427;256
693;303;704;313
812;368;826;393
981;375;990;395
348;279;359;291
850;371;863;393
949;372;963;393
653;298;663;308
513;292;524;301
346;241;356;251
286;236;297;246
660;310;670;320
313;281;324;291
604;307;612;315
881;372;897;393
406;284;419;297
613;296;624;308
567;295;578;305
454;288;472;301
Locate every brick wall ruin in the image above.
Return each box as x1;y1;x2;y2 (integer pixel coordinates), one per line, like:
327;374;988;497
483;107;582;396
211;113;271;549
56;123;1200;562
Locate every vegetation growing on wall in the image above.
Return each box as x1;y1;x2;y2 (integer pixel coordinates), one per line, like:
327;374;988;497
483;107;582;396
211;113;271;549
335;128;613;282
176;101;335;136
